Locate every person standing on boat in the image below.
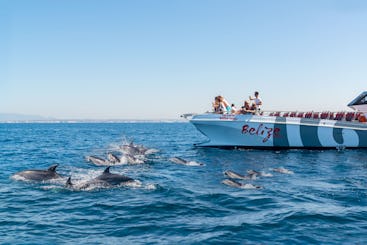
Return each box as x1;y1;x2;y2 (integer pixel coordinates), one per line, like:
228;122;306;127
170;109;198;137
249;91;262;113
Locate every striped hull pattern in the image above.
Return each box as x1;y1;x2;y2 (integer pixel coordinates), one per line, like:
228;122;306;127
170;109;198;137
190;114;367;148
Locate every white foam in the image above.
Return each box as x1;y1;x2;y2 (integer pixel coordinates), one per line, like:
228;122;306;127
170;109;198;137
186;161;205;166
240;183;263;189
260;172;273;177
144;183;158;190
123;180;142;188
120;155;145;164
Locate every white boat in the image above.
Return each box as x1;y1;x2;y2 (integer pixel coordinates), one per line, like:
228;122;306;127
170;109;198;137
184;92;367;149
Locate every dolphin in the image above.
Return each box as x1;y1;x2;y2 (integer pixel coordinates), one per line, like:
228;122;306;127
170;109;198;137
246;169;261;176
222;179;262;189
120;142;146;155
124;154;145;164
120;141;155;156
85;155;108;166
107;153;120;163
169;157;204;166
224;170;257;180
247;169;273;177
67;167;135;190
272;167;294;174
12;164;62;181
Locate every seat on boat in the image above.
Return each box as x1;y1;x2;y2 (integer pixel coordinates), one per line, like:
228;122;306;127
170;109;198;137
305;112;312;118
297;112;304;118
334;112;340;120
320;111;329;119
340;112;346;120
334;112;346;120
282;112;289;117
313;112;319;119
289;112;297;117
329;112;335;120
345;112;355;121
274;112;281;117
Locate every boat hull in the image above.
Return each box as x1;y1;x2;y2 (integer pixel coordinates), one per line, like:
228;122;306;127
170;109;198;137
190;114;367;149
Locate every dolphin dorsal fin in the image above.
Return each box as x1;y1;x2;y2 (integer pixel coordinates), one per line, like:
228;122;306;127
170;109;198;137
48;164;58;172
66;176;73;186
103;166;111;174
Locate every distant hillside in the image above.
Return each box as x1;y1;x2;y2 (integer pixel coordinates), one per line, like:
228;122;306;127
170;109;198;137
0;113;55;121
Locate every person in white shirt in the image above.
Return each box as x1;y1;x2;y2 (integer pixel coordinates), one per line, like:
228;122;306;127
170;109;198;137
249;91;262;112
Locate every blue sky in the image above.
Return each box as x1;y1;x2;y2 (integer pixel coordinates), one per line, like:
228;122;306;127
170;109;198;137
1;0;367;119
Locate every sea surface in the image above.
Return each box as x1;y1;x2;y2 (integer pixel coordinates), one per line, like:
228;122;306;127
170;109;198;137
1;122;367;244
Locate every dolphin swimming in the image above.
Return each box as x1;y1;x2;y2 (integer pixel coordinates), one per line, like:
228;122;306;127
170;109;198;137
272;167;294;174
224;170;257;180
12;164;62;182
222;179;262;189
123;154;145;164
66;166;135;190
119;141;158;156
120;142;148;156
169;157;204;166
107;153;120;163
85;155;109;166
247;169;273;177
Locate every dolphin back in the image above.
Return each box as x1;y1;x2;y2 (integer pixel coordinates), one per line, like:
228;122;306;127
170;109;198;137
98;167;134;185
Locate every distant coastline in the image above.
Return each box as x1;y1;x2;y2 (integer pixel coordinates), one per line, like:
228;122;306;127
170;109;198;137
0;120;187;123
0;113;186;123
0;113;55;122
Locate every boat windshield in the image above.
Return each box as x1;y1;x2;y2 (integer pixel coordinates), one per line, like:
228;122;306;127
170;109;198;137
348;91;367;106
348;91;367;113
355;95;367;105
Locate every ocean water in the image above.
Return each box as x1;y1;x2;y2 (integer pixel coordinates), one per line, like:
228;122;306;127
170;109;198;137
1;122;367;244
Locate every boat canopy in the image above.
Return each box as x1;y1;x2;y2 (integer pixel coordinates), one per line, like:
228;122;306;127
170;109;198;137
348;91;367;113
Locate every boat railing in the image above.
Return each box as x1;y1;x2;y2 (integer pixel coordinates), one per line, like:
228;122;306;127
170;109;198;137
208;110;364;122
261;111;363;122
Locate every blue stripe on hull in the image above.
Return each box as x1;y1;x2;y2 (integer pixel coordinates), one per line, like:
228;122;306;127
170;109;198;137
356;130;367;147
273;117;289;147
333;122;344;145
300;119;322;147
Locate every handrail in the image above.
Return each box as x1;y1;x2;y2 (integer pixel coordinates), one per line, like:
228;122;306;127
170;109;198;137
205;110;363;122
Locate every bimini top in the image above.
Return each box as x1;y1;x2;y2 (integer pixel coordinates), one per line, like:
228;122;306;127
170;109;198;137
348;91;367;112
